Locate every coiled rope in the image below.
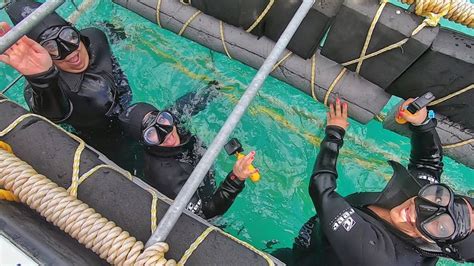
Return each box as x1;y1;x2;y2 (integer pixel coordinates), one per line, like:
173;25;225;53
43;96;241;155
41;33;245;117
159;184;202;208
0;99;156;232
401;0;474;28
0;148;176;265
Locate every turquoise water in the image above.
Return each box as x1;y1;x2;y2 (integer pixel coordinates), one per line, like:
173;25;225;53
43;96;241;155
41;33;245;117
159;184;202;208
1;1;473;265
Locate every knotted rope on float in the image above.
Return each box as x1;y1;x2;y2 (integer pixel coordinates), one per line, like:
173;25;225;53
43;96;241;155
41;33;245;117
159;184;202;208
401;0;473;28
0;147;176;266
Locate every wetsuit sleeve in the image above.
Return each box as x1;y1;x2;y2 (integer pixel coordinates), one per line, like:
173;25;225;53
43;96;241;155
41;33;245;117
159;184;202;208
309;126;396;265
201;172;245;219
168;82;219;120
24;66;71;122
407;119;443;183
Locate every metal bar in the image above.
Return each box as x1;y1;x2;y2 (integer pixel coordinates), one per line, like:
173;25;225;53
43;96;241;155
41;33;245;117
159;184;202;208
1;74;22;94
0;0;65;54
146;0;316;247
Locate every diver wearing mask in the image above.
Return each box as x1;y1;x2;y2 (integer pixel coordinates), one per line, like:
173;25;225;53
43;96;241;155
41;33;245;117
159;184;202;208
119;83;257;219
1;0;135;172
274;98;473;265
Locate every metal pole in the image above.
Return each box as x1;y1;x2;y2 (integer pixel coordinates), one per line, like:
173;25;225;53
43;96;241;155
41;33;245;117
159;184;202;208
146;0;316;247
0;0;65;54
1;74;22;94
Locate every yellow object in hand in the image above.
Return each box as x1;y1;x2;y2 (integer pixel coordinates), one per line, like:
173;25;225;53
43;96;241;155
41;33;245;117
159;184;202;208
236;152;260;182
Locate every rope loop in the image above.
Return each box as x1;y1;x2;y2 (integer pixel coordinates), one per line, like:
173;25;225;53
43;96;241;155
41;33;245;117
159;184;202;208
401;0;474;28
0;149;176;265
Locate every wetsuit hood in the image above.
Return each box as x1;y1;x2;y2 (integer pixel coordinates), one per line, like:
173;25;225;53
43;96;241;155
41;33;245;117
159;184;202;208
6;0;69;42
346;161;473;262
119;102;158;141
145;130;194;158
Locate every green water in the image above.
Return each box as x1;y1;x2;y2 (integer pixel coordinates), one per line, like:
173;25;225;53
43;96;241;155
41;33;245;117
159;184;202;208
1;1;473;265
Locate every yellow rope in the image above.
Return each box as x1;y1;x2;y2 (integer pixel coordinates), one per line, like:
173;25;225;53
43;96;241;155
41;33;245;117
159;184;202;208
271;51;293;72
0;100;159;233
401;0;474;28
0;189;19;202
0;141;18;202
356;0;389;73
428;84;474;106
246;0;275;33
343;0;432;72
156;0;163;28
220;21;232;59
146;188;159;233
374;114;386;122
178;226;274;266
0;141;12;154
310;54;317;100
323;68;347;106
442;138;474;149
218;229;275;266
178;227;215;265
179;10;202;36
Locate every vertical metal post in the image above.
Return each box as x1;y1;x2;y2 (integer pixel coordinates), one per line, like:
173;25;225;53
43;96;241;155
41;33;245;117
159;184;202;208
146;0;316;247
0;0;65;54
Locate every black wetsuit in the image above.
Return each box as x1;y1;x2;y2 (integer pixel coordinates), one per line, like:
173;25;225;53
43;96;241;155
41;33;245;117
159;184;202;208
23;28;140;173
278;119;449;265
143;85;246;219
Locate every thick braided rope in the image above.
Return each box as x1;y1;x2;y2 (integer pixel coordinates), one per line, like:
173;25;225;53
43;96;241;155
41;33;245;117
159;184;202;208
0;100;157;234
0;149;175;266
401;0;474;28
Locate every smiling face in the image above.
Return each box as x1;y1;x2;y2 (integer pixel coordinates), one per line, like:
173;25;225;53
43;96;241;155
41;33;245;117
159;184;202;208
390;197;474;241
53;41;89;73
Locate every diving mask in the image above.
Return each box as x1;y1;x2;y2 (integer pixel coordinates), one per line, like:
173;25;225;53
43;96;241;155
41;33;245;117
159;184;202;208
415;183;471;244
142;111;175;146
39;26;81;60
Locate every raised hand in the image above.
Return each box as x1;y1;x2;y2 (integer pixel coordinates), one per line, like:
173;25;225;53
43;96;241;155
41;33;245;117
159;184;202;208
398;98;428;126
232;151;258;181
0;22;53;76
327;98;349;130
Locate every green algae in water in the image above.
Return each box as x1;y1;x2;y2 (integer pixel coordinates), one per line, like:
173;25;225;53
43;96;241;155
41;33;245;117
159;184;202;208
0;1;473;265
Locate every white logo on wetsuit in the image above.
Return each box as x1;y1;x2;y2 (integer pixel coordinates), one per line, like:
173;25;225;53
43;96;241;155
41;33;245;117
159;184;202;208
332;208;356;232
417;174;438;184
186;199;202;214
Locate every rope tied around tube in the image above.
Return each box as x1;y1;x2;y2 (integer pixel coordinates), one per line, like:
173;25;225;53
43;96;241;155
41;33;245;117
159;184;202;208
0;148;176;265
401;0;474;28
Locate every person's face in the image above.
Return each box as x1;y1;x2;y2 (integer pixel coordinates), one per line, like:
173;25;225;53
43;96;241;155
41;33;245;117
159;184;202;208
143;112;181;147
53;41;89;73
390;197;474;241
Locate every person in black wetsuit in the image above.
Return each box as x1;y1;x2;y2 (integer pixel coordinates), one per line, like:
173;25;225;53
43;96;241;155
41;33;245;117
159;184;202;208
119;82;257;219
1;0;139;173
274;98;473;265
